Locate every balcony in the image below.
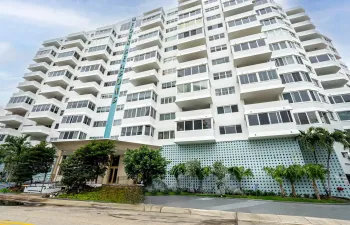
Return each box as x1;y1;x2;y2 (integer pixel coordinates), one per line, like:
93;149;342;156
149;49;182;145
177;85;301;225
5;92;36;115
178;0;201;10
0;115;27;128
42;38;62;48
286;7;305;16
17;80;41;93
231;35;272;67
312;60;341;76
58;123;91;132
292;20;315;33
244;100;299;139
318;73;349;89
298;29;322;42
129;69;159;86
140;15;164;31
226;14;262;39
22;125;51;137
0;128;22;138
28;62;50;73
132;48;162;73
137;28;163;50
177;45;207;63
176;80;212;110
174;109;215;144
177;32;206;50
85;46;111;62
239;79;284;102
28;111;60;124
288;12;310;24
55;48;81;68
76;60;106;83
222;0;254;18
73;82;101;96
302;38;327;52
62;39;86;51
45;71;73;89
33;47;57;64
23;71;45;83
39;85;67;100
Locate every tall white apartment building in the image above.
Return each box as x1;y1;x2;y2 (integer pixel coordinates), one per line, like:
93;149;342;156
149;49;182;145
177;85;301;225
1;0;350;196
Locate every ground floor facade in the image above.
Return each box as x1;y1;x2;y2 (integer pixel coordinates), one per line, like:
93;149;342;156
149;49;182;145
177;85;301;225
51;138;350;198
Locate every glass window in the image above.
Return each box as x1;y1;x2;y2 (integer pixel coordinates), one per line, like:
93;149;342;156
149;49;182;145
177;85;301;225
259;113;269;125
185;121;193;131
248;115;259;126
194;120;202;130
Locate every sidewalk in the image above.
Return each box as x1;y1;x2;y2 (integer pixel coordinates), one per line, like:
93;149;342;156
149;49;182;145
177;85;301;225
1;194;349;225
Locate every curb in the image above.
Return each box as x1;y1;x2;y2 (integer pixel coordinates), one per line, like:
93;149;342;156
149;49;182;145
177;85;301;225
1;194;349;225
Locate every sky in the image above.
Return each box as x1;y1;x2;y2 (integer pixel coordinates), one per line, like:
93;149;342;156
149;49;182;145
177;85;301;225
0;0;349;106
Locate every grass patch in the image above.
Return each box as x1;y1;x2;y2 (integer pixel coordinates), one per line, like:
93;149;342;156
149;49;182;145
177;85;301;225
145;192;349;204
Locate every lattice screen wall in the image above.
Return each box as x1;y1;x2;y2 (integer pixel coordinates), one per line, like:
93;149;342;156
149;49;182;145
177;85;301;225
161;138;350;198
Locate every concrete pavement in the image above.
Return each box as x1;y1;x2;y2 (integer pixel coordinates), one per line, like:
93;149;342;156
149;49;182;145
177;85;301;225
145;196;350;221
0;194;349;224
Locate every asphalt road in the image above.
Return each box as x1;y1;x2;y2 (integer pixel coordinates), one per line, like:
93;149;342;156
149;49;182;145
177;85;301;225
0;205;237;225
145;196;350;221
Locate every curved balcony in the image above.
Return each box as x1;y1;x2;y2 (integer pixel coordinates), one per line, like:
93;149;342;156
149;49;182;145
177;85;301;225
39;85;67;101
33;47;57;64
28;111;60;124
222;0;254;18
62;39;86;51
177;32;206;50
0;128;22;139
129;69;160;86
22;125;52;138
318;73;349;89
23;71;45;83
55;48;81;68
17;80;41;93
292;20;315;33
226;13;262;39
177;45;207;63
140;16;164;31
42;38;61;48
73;82;101;96
28;62;50;73
288;12;310;24
178;0;201;10
0;115;27;128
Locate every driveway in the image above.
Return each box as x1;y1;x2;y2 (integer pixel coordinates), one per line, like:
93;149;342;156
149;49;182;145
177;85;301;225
145;196;350;221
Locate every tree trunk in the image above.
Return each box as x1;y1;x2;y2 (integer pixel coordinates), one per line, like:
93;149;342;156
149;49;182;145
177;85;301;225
312;179;321;200
327;153;332;198
40;173;47;193
313;151;318;164
314;149;329;196
239;181;242;191
279;183;286;197
291;182;296;198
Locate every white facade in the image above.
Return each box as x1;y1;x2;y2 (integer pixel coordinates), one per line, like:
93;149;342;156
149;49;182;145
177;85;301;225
1;0;350;175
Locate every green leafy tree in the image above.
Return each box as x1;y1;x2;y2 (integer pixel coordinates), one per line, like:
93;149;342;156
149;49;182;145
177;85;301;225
263;165;287;197
228;166;254;191
185;160;211;192
124;145;169;187
61;140;115;190
211;161;227;195
0;135;32;184
285;164;305;197
169;163;186;189
25;142;56;192
304;164;327;200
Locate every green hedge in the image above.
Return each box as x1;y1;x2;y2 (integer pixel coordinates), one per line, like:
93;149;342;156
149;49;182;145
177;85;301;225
59;185;144;204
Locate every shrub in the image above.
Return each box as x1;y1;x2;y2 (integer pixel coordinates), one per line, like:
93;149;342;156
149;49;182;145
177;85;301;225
303;194;310;198
163;188;170;195
150;188;158;195
266;191;276;196
0;188;10;193
59;185;144;204
175;188;181;195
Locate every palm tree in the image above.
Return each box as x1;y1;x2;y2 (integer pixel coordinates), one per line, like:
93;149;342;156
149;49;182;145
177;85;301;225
211;161;227;195
304;164;327;200
298;127;321;163
263;165;286;197
185;160;211;193
228;166;254;191
0;135;31;182
285;164;305;197
169;163;186;189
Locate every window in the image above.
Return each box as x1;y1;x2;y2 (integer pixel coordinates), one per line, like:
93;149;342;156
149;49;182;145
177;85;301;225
162;81;176;89
161;96;176;104
165;35;177;42
260;17;284;26
178;18;202;29
124;106;157;119
217;105;238;114
273;55;303;67
233;39;266;52
143;13;163;23
329;94;350;104
178;28;203;39
116;104;124;111
212;57;229;65
239;70;278;84
165;45;177;52
207;14;221;21
210;44;227;53
213;71;232;80
8;96;34;105
93;121;107;127
269;41;296;51
177;81;208;93
294;112;319;125
177;119;212;131
228;15;257;27
61;115;91;126
248;111;293;126
0;135;6;141
164;56;177;63
163;68;176;75
223;0;250;7
205;5;219;12
48;70;73;79
280;71;311;84
31;104;59;114
337;111;350;121
178;65;207;77
309;54;335;64
179;9;201;20
167;10;178;16
215;86;235;96
121;125;155;137
126;91;157;103
207;23;223;31
283;90;322;103
160;112;176;121
113;119;122;126
166;27;177;33
139;30;162;41
204;0;218;4
256;7;273;15
88;45;111;55
59;131;87;140
67;100;95;111
219;125;242;135
167;18;178;24
158;131;175;140
97;106;110;113
209;33;225;41
134;51;161;62
104;81;116;87
119;91;127;97
264;28;295;38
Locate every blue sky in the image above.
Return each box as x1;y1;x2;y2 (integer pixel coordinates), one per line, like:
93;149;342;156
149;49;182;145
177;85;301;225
0;0;349;106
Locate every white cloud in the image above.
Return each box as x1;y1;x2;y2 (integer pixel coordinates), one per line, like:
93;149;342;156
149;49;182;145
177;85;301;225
275;0;299;9
0;42;17;64
0;1;92;29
